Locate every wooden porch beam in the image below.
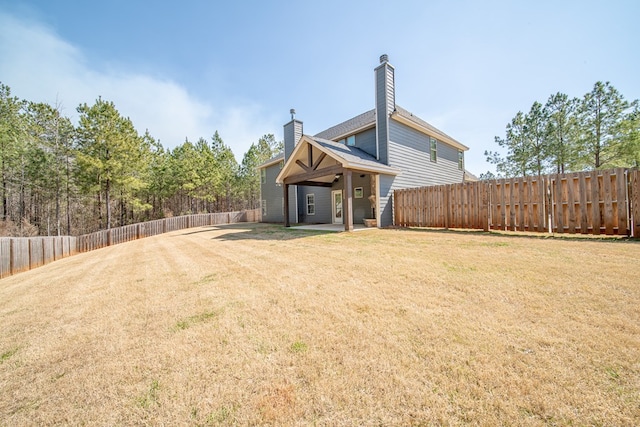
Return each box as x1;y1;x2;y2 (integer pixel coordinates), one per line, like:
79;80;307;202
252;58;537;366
283;184;290;227
295;159;312;172
311;152;327;171
294;181;333;188
283;164;344;185
344;169;354;232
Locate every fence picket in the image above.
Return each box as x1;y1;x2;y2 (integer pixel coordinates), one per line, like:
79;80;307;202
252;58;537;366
0;209;260;279
616;168;628;236
632;169;640;238
393;168;638;238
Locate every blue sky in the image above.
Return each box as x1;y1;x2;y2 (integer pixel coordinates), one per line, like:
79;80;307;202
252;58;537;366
0;0;638;175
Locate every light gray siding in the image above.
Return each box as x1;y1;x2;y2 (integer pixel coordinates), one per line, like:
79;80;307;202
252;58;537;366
288;185;298;224
388;120;464;189
378;174;395;227
375;66;391;165
297;186;331;224
354;127;377;158
260;163;284;223
331;174;375;224
284;119;303;161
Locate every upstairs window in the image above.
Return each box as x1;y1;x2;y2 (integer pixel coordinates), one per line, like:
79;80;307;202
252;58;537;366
338;135;356;146
430;138;437;162
306;194;315;215
458;151;464;170
346;135;356;146
261;168;266;184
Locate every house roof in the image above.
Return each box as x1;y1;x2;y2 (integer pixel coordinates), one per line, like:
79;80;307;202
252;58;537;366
313;105;468;152
311;137;399;174
392;106;468;151
314;109;376;141
275;135;399;185
257;153;284;169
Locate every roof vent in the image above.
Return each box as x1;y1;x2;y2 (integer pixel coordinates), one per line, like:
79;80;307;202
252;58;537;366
380;54;389;64
290;108;296;120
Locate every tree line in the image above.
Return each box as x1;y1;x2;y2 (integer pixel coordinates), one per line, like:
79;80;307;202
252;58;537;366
0;82;282;237
484;81;639;178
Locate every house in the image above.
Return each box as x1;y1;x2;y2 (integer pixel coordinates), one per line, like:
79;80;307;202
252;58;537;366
259;54;469;231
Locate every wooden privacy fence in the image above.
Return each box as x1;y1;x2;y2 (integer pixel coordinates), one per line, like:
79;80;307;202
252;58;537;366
1;209;260;279
395;168;640;238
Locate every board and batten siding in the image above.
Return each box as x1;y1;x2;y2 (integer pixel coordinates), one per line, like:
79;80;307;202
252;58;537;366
260;162;284;223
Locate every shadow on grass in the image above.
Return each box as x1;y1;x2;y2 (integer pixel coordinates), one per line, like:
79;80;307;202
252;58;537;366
391;226;640;244
199;223;337;241
180;222;638;244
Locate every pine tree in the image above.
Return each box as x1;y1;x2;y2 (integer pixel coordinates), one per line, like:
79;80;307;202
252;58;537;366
544;93;578;173
76;97;146;230
577;82;635;169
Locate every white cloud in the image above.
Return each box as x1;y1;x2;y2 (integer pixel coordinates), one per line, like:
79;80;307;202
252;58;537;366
0;11;276;160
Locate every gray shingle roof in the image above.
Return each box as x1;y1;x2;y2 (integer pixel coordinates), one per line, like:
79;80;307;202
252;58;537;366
313;105;466;150
310;136;398;174
257;152;284;169
314;109;376;140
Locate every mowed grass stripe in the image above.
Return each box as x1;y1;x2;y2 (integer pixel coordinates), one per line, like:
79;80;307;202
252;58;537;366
0;223;638;425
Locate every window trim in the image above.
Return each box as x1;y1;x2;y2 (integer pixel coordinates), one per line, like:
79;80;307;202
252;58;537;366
306;193;315;215
261;199;267;217
458;150;464;171
346;135;356;146
430;137;437;163
260;168;266;184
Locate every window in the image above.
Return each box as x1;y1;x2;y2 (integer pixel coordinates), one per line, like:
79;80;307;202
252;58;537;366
338;135;355;146
458;151;464;170
430;137;437;162
306;193;315;215
260;168;266;184
346;135;356;146
279;160;284;169
261;200;267;217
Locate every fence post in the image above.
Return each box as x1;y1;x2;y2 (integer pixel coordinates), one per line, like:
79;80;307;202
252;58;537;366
444;185;450;230
632;169;640;238
9;239;15;276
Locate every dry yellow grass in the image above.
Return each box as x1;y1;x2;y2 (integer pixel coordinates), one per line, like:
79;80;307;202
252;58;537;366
1;223;639;426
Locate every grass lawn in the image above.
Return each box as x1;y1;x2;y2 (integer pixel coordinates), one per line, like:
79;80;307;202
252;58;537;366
1;223;639;425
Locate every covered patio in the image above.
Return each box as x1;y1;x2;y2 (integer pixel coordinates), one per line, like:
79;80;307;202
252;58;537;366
275;135;399;232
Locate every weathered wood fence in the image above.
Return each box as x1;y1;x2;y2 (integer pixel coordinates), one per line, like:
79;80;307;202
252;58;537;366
0;209;261;279
395;168;640;238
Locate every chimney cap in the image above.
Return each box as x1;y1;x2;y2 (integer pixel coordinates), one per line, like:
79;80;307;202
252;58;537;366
380;54;389;64
290;108;296;120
